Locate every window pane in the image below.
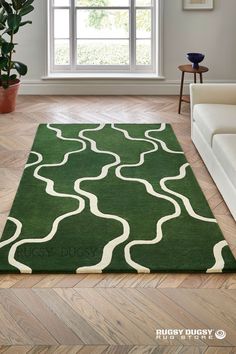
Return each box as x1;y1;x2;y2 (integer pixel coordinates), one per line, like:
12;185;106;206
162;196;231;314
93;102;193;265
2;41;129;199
77;40;129;65
77;10;129;38
54;0;70;6
136;0;152;6
54;9;69;38
136;39;151;65
136;9;151;38
55;40;70;65
76;0;129;6
50;0;156;73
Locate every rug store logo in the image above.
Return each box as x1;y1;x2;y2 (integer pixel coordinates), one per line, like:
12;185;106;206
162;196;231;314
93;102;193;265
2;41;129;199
156;329;226;341
17;246;97;258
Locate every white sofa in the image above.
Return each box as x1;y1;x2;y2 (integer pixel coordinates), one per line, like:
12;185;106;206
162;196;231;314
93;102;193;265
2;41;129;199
190;83;236;220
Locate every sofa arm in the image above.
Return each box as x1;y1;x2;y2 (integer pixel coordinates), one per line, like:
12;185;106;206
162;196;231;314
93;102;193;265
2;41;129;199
190;83;236;120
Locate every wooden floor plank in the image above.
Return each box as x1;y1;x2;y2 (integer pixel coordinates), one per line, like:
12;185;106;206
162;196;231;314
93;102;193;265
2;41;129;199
32;275;66;288
0;290;57;345
0;303;32;345
178;275;210;289
13;289;81;345
204;348;236;354
77;346;108;354
10;275;48;288
94;274;128;288
0;275;27;289
34;289;108;345
2;346;32;354
175;348;207;354
221;275;236;289
95;288;186;346
75;288;157;345
54;288;129;345
200;275;232;289
74;274;107;288
53;275;87;288
157;274;189;288
114;274;167;288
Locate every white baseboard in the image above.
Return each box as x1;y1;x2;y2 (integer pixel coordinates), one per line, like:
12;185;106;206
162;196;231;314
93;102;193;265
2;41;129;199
19;79;236;95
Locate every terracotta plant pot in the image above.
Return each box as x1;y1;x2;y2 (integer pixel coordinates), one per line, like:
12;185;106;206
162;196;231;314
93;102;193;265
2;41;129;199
0;80;20;114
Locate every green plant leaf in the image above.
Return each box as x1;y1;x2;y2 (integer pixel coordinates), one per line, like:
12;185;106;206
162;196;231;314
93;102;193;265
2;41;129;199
0;73;10;88
13;61;27;75
7;14;22;31
2;42;14;54
10;74;17;80
22;0;34;7
0;0;34;84
1;1;13;14
0;37;6;44
0;8;7;22
19;20;32;27
0;74;9;80
19;5;34;16
4;27;20;35
0;56;8;69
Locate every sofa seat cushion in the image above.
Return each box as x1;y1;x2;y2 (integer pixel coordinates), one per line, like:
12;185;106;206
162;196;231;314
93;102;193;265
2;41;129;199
213;134;236;189
193;104;236;146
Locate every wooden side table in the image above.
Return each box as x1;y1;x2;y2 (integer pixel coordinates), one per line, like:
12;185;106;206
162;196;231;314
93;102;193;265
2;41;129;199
178;64;209;114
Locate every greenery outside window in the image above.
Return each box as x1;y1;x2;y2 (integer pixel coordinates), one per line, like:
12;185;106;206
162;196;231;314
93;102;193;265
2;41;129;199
49;0;158;74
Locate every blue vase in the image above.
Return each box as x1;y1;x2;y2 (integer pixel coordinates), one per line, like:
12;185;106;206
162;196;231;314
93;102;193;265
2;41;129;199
192;62;200;69
187;53;205;69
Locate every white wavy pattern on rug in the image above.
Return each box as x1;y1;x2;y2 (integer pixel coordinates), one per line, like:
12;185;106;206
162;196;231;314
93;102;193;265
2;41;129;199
145;127;184;155
161;163;216;223
75;124;130;273
112;124;182;273
25;151;43;169
207;240;228;273
8;125;87;273
0;217;22;248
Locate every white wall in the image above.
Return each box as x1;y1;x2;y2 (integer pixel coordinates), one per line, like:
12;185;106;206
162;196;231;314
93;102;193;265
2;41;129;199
164;0;236;82
17;0;236;95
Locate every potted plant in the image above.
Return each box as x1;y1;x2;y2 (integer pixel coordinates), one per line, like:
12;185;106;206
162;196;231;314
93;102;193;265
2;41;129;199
0;0;34;113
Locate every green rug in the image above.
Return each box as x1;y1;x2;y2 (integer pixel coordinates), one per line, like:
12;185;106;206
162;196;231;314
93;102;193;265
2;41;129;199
1;123;236;274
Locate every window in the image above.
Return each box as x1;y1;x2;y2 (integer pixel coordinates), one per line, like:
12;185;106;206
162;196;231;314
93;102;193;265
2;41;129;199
48;0;159;74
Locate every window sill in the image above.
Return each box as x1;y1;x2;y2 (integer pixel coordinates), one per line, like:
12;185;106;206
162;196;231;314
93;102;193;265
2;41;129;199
42;73;165;80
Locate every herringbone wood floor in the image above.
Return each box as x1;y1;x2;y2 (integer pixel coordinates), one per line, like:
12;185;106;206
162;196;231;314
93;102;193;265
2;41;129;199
0;95;236;353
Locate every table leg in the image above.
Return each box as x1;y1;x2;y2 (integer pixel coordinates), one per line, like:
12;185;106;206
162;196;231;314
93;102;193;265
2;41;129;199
194;73;197;83
178;71;185;114
200;73;203;83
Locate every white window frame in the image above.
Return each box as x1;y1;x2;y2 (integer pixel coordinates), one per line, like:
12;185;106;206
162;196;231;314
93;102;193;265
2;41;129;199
47;0;163;76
